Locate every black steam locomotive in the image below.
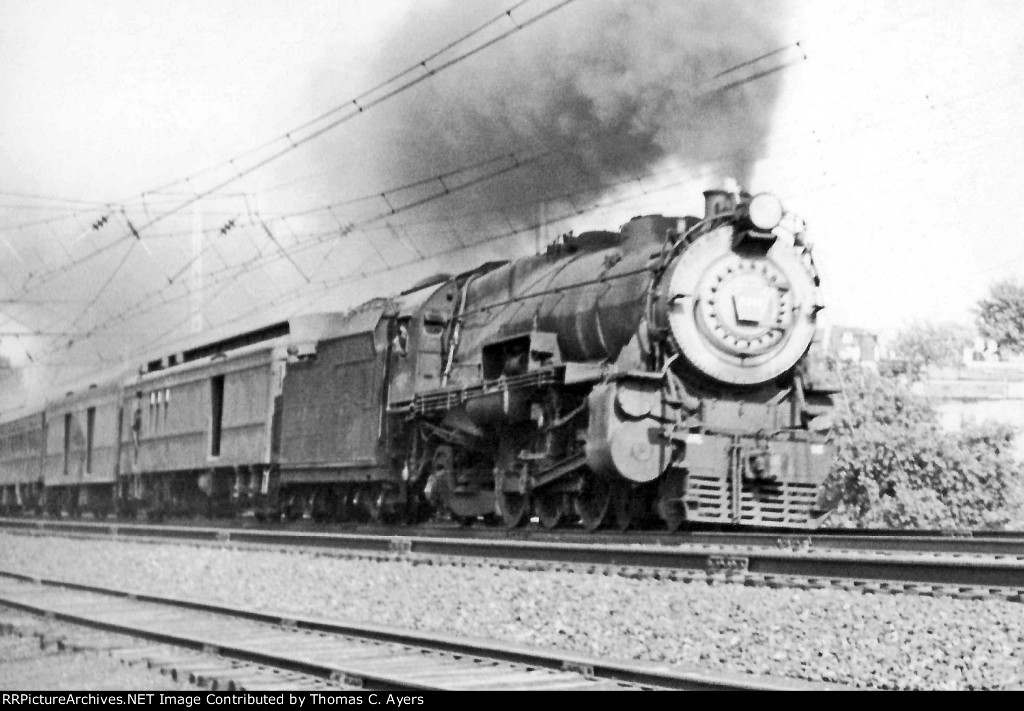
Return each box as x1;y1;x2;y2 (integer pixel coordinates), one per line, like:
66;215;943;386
0;189;836;530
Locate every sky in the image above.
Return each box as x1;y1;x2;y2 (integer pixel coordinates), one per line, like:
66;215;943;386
1;0;1023;406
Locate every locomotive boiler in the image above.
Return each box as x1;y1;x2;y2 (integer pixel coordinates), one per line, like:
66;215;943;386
0;188;837;531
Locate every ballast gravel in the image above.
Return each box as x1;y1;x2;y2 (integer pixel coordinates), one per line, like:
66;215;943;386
0;615;195;690
1;532;1022;690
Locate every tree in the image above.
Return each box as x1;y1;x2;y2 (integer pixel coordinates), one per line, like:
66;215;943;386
824;364;1024;529
886;321;972;378
976;279;1024;355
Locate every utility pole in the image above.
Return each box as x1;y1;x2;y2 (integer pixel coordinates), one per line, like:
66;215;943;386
191;201;203;334
536;200;546;254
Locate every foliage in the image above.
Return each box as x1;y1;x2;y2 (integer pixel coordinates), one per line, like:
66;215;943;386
886;321;972;378
823;364;1024;529
976;279;1024;355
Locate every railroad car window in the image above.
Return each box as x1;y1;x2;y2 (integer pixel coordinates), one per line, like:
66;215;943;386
393;318;410;357
210;375;225;457
86;407;95;474
63;413;71;476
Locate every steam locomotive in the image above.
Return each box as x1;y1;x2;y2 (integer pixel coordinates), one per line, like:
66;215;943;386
0;189;837;530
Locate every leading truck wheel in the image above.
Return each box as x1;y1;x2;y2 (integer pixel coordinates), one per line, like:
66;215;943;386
496;471;529;528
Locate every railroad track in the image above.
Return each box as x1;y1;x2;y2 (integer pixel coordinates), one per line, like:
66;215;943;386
5;515;1024;556
0;570;821;691
3;517;1024;597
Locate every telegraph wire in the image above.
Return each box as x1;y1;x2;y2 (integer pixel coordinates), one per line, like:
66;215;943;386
7;21;790;303
108;0;579;239
162;149;549;285
21;18;986;368
0;189;112;206
62;160;719;364
16;6;1024;379
25;36;816;359
61;240;137;350
3;0;576;328
83;158;528;338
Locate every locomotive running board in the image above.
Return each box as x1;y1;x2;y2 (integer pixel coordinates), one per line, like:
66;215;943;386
388;361;646;417
388;367;564;416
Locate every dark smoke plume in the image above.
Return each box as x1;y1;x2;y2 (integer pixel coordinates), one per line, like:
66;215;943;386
345;0;792;224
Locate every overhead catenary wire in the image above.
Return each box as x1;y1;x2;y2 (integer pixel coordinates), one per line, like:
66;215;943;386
2;27;798;307
110;149;557;327
62;240;138;350
39;159;720;365
162;149;550;285
17;4;1014;377
44;103;1024;370
0;0;578;330
90;1;579;245
15;36;817;365
30;34;815;345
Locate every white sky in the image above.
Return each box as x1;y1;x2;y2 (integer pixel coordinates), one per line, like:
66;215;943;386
759;1;1024;334
1;0;1023;403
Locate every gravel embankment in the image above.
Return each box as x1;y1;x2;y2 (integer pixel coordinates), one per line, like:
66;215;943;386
1;532;1022;690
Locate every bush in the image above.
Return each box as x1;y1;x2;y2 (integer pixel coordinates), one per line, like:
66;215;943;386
823;365;1024;529
887;321;973;378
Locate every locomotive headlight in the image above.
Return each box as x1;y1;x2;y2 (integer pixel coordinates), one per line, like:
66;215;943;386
746;193;784;231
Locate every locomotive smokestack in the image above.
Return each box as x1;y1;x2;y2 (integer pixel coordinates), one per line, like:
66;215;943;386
703;190;736;218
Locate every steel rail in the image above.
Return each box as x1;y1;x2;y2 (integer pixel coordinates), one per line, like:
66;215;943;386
0;569;825;691
5;516;1024;555
3;517;1024;593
